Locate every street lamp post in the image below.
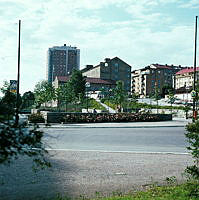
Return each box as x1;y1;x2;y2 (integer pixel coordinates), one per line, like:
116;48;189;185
15;20;21;126
108;88;112;113
193;16;198;122
85;82;90;113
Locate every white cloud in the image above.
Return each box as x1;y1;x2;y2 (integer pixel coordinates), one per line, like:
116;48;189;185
0;0;197;93
180;0;199;9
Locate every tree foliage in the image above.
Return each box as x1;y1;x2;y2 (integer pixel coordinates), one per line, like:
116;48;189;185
34;80;55;107
112;81;127;112
68;69;86;99
55;82;75;111
162;84;174;97
0;82;22;116
21;91;35;109
0;121;50;169
0;91;18;115
185;120;199;179
0;84;50;170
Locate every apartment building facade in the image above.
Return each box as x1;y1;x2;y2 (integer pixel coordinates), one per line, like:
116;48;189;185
175;67;199;90
82;57;132;93
47;44;80;83
132;64;184;97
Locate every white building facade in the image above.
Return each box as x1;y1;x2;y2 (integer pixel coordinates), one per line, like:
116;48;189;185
175;67;199;89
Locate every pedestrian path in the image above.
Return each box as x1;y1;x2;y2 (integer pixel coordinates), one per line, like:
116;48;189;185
96;99;117;113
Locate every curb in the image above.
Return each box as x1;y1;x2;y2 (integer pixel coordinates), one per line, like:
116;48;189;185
39;125;186;129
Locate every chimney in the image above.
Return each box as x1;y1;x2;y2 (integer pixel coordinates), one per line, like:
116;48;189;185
104;58;111;62
86;65;93;69
100;62;104;66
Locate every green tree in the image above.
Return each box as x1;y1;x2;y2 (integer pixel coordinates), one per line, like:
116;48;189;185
0;121;50;170
21;91;35;109
131;93;138;104
68;70;86;100
0;83;50;170
152;87;161;114
185;120;199;179
162;84;174;97
168;90;176;114
0;82;22;116
112;81;127;112
0;91;17;116
34;80;55;108
55;82;75;111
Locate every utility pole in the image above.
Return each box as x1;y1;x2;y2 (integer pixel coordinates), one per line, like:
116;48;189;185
193;16;198;122
15;20;21;126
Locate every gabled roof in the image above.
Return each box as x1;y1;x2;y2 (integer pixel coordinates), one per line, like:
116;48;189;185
176;67;199;75
112;57;132;68
56;76;70;82
132;63;185;73
86;77;116;85
55;76;116;85
81;57;132;73
151;63;183;70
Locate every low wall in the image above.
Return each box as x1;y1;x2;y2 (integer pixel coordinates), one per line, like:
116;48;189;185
40;111;172;123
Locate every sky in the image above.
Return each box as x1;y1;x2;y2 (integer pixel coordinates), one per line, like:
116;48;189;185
0;0;199;94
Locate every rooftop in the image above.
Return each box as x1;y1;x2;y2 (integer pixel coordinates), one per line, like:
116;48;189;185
81;57;131;73
86;77;116;85
55;76;116;85
176;67;199;75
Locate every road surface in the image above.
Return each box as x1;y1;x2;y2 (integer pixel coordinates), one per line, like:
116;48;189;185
0;124;193;200
43;126;188;153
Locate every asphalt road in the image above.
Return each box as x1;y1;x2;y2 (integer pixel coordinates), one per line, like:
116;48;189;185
0;151;193;200
43;126;188;153
0;125;193;200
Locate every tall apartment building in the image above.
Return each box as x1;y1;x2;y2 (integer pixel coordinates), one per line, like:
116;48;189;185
82;57;132;92
132;64;184;97
46;44;80;83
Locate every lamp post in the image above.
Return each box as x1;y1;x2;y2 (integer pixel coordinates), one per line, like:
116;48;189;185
193;16;198;122
108;88;112;113
85;82;90;113
15;20;21;126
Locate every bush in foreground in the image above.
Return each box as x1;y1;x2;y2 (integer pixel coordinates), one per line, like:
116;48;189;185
28;113;45;123
0;120;50;170
185;120;199;180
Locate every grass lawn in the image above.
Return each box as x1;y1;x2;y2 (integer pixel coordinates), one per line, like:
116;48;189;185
54;181;199;200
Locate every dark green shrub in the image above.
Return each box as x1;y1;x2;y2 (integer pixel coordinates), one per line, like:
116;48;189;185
185;120;199;180
185;180;199;198
100;98;106;103
28;113;45;123
0;120;50;170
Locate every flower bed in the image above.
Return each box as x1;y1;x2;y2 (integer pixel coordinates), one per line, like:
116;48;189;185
28;113;45;123
60;113;171;123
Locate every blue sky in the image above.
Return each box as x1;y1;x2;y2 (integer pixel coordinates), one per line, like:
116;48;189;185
0;0;199;94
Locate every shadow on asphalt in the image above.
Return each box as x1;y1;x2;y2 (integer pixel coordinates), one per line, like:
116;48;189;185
0;152;76;200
